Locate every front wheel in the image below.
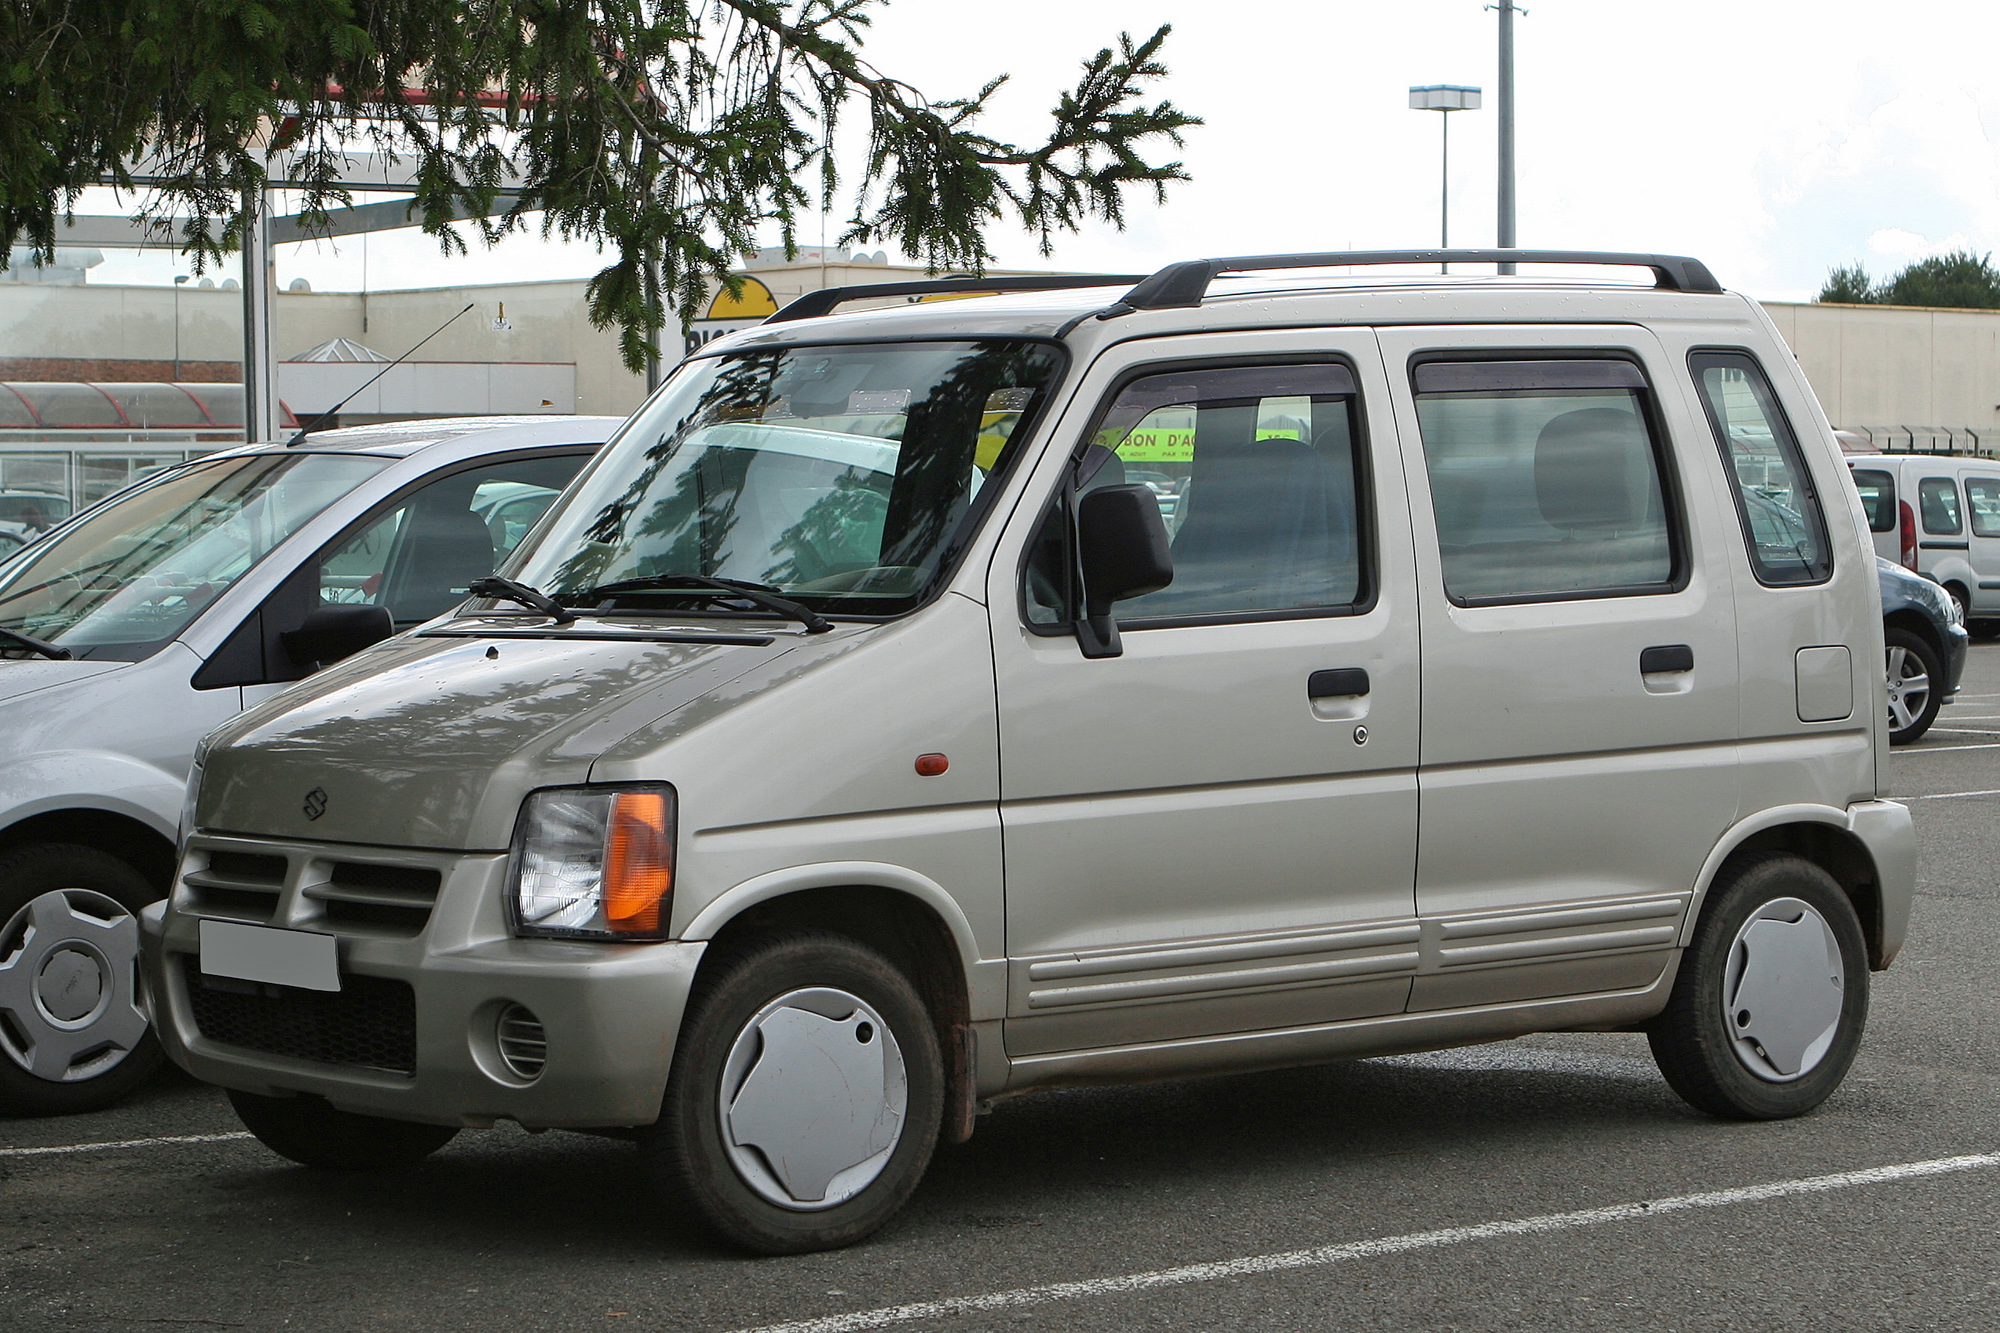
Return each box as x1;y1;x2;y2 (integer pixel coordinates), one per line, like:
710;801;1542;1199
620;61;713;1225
1649;854;1868;1120
1885;626;1944;745
640;930;943;1254
228;1089;460;1169
0;843;164;1115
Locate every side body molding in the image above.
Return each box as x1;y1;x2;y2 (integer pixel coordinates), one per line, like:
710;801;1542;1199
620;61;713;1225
676;860;1004;1018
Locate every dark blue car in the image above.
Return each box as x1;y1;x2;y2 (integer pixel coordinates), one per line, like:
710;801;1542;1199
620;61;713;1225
1880;555;1968;744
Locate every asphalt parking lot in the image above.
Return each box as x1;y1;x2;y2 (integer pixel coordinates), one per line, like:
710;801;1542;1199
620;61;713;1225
6;649;2000;1332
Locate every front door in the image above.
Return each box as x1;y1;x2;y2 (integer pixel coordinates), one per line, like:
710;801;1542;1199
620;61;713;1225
987;330;1422;1056
1378;326;1744;1011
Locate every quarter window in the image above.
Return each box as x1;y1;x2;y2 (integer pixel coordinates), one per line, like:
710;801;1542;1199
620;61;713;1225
1966;477;2000;538
1412;358;1675;602
1025;363;1367;625
1849;468;1896;534
1919;477;1962;535
1689;351;1832;586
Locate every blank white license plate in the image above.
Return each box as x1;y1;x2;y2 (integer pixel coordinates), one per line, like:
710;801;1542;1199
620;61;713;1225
198;920;340;993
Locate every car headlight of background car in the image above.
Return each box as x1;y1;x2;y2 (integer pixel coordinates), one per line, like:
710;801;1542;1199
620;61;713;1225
508;785;676;939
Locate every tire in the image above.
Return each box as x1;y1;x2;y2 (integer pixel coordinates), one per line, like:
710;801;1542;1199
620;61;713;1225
1944;583;1973;623
0;842;165;1115
1885;626;1944;745
227;1088;459;1169
640;930;943;1254
1648;854;1868;1120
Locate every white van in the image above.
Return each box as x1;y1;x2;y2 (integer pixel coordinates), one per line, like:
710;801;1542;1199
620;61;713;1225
143;251;1910;1254
1848;452;2000;626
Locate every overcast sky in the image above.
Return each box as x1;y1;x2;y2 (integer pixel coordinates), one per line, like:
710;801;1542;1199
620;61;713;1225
87;0;2000;302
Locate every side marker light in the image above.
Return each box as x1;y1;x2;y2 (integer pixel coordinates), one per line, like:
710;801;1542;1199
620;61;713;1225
915;753;949;777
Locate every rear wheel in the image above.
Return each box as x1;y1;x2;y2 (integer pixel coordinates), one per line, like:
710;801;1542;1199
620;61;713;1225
227;1089;459;1168
0;843;163;1115
1885;626;1943;745
640;930;942;1254
1649;854;1867;1120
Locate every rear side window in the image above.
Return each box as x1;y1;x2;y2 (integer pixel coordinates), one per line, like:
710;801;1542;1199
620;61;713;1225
1849;468;1896;533
1025;362;1368;625
1689;351;1832;586
1411;357;1676;603
1965;477;2000;538
1919;477;1962;535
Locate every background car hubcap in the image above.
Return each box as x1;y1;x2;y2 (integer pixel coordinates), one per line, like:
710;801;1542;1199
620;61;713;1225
0;889;148;1082
1722;897;1844;1083
1885;645;1929;731
719;986;908;1211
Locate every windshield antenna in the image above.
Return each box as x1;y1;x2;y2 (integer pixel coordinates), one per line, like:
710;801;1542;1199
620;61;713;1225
282;303;476;446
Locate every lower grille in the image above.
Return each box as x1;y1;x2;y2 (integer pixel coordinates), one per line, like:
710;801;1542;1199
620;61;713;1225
182;958;417;1075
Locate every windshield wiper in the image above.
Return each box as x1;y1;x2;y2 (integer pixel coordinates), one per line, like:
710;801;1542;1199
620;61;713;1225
0;625;72;661
580;575;834;634
466;576;577;625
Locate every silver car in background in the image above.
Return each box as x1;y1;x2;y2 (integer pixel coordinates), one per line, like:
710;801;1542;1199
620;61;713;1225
0;416;612;1115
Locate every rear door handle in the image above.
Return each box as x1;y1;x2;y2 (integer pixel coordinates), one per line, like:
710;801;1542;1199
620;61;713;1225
1640;644;1694;674
1308;668;1371;698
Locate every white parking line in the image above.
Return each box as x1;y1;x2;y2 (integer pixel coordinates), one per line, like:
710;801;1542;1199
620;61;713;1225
1921;728;2000;737
1896;742;2000;754
736;1153;2000;1333
1912;788;2000;801
0;1131;252;1159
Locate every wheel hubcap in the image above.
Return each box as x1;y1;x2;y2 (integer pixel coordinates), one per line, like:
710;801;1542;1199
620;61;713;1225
1722;897;1845;1083
719;987;907;1211
0;889;148;1082
1885;645;1930;732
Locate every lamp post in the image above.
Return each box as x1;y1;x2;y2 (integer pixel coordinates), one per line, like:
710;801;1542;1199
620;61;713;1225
172;274;189;381
1409;86;1482;269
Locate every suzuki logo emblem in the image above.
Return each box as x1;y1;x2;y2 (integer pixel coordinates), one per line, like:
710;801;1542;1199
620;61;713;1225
303;787;329;821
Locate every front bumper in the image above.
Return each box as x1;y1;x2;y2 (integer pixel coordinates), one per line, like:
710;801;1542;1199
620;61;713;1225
1941;620;1970;702
141;833;704;1128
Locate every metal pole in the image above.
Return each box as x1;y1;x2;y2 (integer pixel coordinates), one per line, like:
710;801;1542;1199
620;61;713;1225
171;279;182;381
240;187;281;443
1442;111;1451;249
1497;1;1517;274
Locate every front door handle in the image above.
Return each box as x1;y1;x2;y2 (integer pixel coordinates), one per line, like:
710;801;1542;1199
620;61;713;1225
1308;668;1371;699
1640;644;1694;674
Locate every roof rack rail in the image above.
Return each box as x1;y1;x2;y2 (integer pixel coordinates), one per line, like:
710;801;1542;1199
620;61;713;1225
1106;249;1723;314
766;273;1149;324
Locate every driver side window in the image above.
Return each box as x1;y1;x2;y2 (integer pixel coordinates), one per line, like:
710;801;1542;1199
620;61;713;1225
1025;362;1369;627
313;453;588;627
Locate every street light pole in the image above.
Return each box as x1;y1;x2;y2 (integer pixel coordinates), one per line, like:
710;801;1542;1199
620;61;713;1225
1409;85;1482;271
172;274;189;380
1495;0;1521;273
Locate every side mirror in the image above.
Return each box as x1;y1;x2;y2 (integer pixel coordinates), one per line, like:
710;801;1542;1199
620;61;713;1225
280;604;394;669
1075;484;1173;659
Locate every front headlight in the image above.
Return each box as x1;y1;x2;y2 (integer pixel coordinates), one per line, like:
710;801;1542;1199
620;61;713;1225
509;785;677;940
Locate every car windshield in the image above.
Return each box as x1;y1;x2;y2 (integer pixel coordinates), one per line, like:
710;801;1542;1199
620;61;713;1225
508;340;1063;617
0;452;390;660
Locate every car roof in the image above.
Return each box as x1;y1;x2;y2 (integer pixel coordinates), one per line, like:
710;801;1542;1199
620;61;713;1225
702;278;1755;359
210;415;626;461
698;257;1753;361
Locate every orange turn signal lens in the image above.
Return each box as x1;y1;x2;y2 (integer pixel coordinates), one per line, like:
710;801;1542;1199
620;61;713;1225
602;791;674;935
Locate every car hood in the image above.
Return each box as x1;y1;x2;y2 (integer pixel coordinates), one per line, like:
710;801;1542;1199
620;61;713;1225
0;655;125;705
196;619;804;850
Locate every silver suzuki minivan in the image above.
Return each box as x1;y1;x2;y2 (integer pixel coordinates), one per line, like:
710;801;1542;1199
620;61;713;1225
0;417;611;1114
144;251;1912;1254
